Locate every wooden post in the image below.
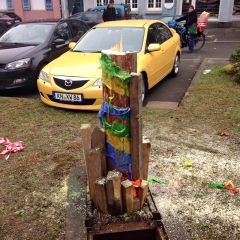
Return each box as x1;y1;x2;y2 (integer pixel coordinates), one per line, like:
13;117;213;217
138;180;148;208
102;52;137;107
80;124;92;176
133;197;140;211
130;73;143;180
91;127;107;176
101;52;138;180
121;179;134;213
94;177;108;214
142;136;151;180
87;148;102;201
106;171;123;216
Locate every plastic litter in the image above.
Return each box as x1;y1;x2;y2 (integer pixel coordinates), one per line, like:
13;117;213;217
182;157;192;167
203;69;211;74
148;178;167;186
210;181;239;195
0;137;25;160
220;132;229;136
185;161;192;167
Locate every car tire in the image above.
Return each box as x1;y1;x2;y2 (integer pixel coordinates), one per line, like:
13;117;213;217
170;53;180;77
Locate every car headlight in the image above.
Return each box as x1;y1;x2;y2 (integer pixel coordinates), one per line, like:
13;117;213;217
5;58;31;70
39;70;50;83
93;78;102;87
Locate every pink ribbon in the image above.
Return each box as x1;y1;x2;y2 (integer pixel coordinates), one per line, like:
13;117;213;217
0;137;25;160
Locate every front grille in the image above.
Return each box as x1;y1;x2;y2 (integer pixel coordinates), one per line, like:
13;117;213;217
47;95;96;105
0;64;6;69
53;76;89;90
0;79;13;87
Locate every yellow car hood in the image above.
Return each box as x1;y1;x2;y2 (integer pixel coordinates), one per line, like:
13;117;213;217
48;51;102;78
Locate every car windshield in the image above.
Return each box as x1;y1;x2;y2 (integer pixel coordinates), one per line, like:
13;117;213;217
0;23;54;44
73;27;144;53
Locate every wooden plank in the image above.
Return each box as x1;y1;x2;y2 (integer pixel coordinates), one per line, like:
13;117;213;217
156;226;168;240
87;148;102;201
133;197;140;211
91;127;107;176
121;179;134;213
106;171;123;216
80;124;92;178
94;177;108;214
142;136;151;180
130;73;143;180
138;180;148;208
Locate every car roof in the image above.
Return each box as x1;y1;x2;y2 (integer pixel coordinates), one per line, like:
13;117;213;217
74;11;102;15
16;18;87;24
95;19;162;27
21;18;61;23
92;4;130;9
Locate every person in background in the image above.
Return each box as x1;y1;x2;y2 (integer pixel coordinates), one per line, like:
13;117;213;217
102;0;116;22
72;4;78;15
175;4;197;53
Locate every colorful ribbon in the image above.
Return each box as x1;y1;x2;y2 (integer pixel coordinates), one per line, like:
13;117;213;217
0;137;25;160
210;181;239;195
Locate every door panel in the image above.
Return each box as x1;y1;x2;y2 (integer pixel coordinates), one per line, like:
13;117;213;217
156;23;176;75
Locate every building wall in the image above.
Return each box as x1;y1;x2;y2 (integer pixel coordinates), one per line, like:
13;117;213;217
0;0;61;21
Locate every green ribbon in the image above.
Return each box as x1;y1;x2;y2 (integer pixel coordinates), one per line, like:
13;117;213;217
100;54;131;84
102;117;130;139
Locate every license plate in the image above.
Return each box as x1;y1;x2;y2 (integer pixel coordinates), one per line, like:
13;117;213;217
53;92;82;102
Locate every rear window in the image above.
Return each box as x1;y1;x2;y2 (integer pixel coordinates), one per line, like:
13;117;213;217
116;8;122;16
84;13;99;21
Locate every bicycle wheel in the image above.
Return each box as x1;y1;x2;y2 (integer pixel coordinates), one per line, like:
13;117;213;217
194;32;205;51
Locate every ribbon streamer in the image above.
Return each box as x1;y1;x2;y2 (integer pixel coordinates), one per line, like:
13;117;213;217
0;137;25;160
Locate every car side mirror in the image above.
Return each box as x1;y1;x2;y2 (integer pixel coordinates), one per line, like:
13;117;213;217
68;42;76;49
147;43;161;52
53;38;65;46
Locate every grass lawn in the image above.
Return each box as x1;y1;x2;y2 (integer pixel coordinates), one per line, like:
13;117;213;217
0;66;239;239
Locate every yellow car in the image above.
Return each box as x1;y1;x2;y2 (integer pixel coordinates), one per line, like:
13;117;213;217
37;20;181;110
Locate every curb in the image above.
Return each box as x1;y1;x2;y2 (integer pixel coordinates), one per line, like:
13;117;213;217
179;57;208;107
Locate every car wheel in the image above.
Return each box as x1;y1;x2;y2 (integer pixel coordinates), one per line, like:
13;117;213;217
170;54;180;77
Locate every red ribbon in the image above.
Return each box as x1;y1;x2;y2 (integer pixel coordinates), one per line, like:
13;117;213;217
0;137;25;160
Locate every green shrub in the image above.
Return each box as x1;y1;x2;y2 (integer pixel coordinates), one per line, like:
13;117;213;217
229;45;240;83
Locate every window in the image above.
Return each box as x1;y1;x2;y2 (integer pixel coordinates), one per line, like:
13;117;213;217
69;21;88;39
6;0;14;10
146;24;159;47
155;23;172;44
22;0;30;10
125;0;138;10
54;22;70;41
96;0;108;6
45;0;53;10
147;0;162;10
0;25;6;36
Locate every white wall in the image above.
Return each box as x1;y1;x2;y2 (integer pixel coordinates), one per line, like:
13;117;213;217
31;0;45;10
0;0;7;10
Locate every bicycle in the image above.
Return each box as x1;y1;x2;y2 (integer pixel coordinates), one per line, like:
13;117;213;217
168;21;205;51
